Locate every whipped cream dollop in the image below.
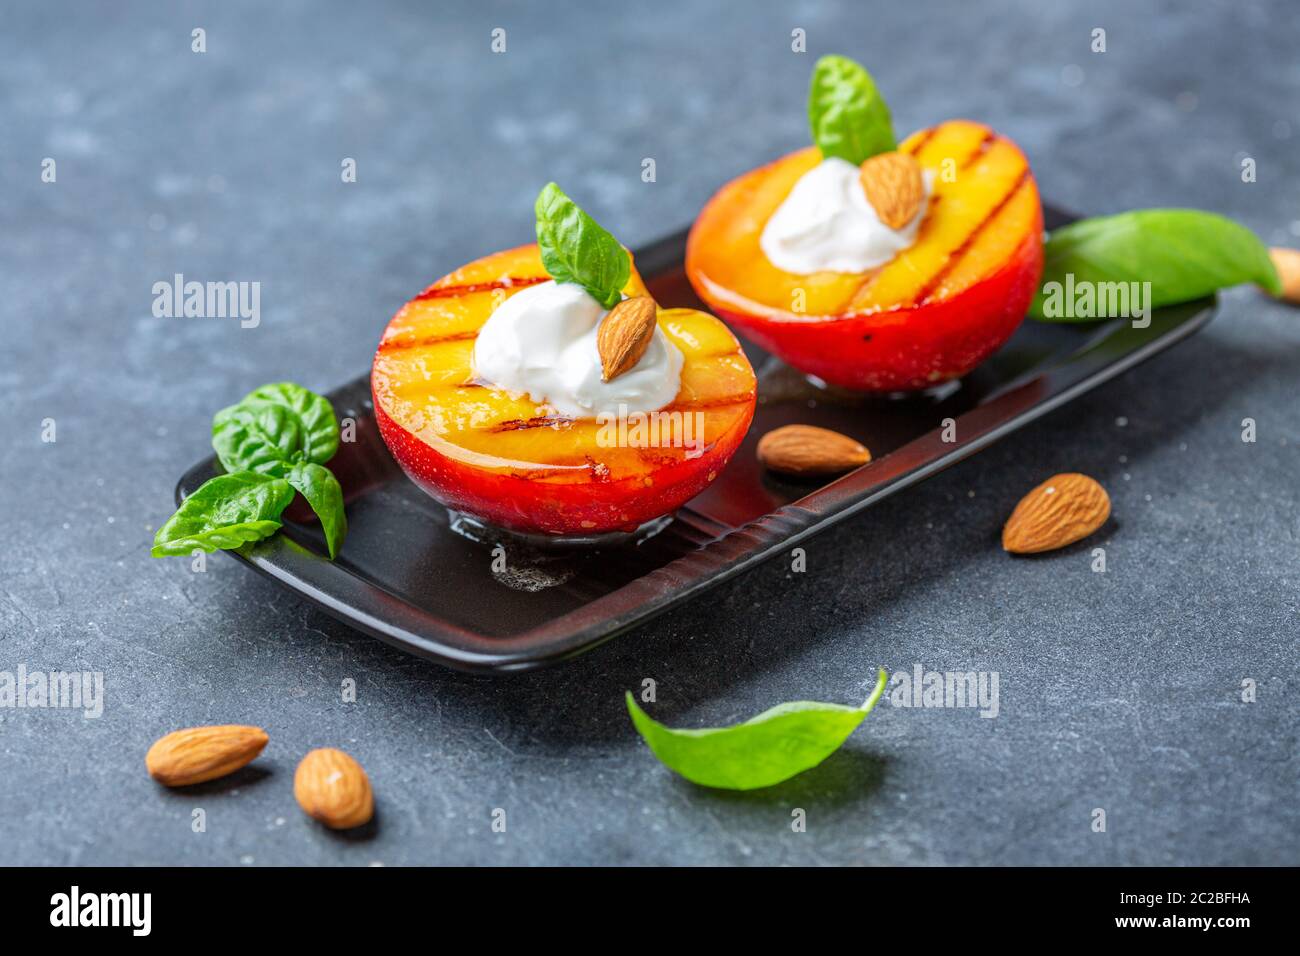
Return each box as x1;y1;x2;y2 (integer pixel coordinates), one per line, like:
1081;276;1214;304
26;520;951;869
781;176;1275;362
472;280;683;418
759;156;930;274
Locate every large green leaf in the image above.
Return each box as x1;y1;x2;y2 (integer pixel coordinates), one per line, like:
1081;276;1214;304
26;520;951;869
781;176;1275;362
151;472;294;557
626;669;889;790
1031;209;1281;320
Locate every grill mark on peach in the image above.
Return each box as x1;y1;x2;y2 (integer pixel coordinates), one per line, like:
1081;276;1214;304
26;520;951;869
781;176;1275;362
912;169;1031;306
959;132;998;169
399;371;753;410
467;395;753;434
913;194;942;235
414;275;549;301
486;416;575;433
377;329;479;351
904;126;940;157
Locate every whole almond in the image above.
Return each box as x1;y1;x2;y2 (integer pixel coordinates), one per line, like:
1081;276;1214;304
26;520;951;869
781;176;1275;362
859;151;925;229
145;725;269;787
597;296;658;382
294;748;374;830
1267;248;1300;303
757;424;871;476
1002;473;1110;554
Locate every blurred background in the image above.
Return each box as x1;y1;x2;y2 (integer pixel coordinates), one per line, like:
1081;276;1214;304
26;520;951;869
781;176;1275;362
1;0;1297;865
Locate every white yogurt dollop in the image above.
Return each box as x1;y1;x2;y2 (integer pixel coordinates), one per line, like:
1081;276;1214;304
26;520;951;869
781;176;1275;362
759;156;930;274
472;280;683;418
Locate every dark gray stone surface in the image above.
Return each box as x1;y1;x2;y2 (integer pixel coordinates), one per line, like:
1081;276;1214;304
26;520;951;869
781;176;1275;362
2;0;1296;866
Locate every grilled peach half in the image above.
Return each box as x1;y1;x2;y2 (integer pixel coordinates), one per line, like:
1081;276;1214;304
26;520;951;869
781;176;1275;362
686;120;1044;392
371;245;756;536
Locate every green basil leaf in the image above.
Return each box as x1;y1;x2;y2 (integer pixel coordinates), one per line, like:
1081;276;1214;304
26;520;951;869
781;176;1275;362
286;462;347;559
535;182;630;309
212;401;304;476
626;668;889;791
1030;208;1282;321
151;472;294;557
211;382;339;475
808;54;895;165
237;382;339;464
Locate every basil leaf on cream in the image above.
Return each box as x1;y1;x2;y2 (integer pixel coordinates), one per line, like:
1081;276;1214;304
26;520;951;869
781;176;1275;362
535;182;630;309
808;54;896;165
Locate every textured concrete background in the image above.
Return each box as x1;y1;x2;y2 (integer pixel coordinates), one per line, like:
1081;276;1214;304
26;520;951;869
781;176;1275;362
2;0;1297;865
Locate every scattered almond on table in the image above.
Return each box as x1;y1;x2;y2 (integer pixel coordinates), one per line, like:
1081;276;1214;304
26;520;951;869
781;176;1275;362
1002;473;1110;554
294;747;375;830
757;424;871;476
145;725;269;787
1267;248;1300;303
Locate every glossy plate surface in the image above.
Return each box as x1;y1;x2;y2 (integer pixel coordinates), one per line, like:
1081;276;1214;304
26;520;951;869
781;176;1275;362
177;206;1215;672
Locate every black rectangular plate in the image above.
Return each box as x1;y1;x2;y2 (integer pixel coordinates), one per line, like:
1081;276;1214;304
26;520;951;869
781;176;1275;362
178;205;1214;672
